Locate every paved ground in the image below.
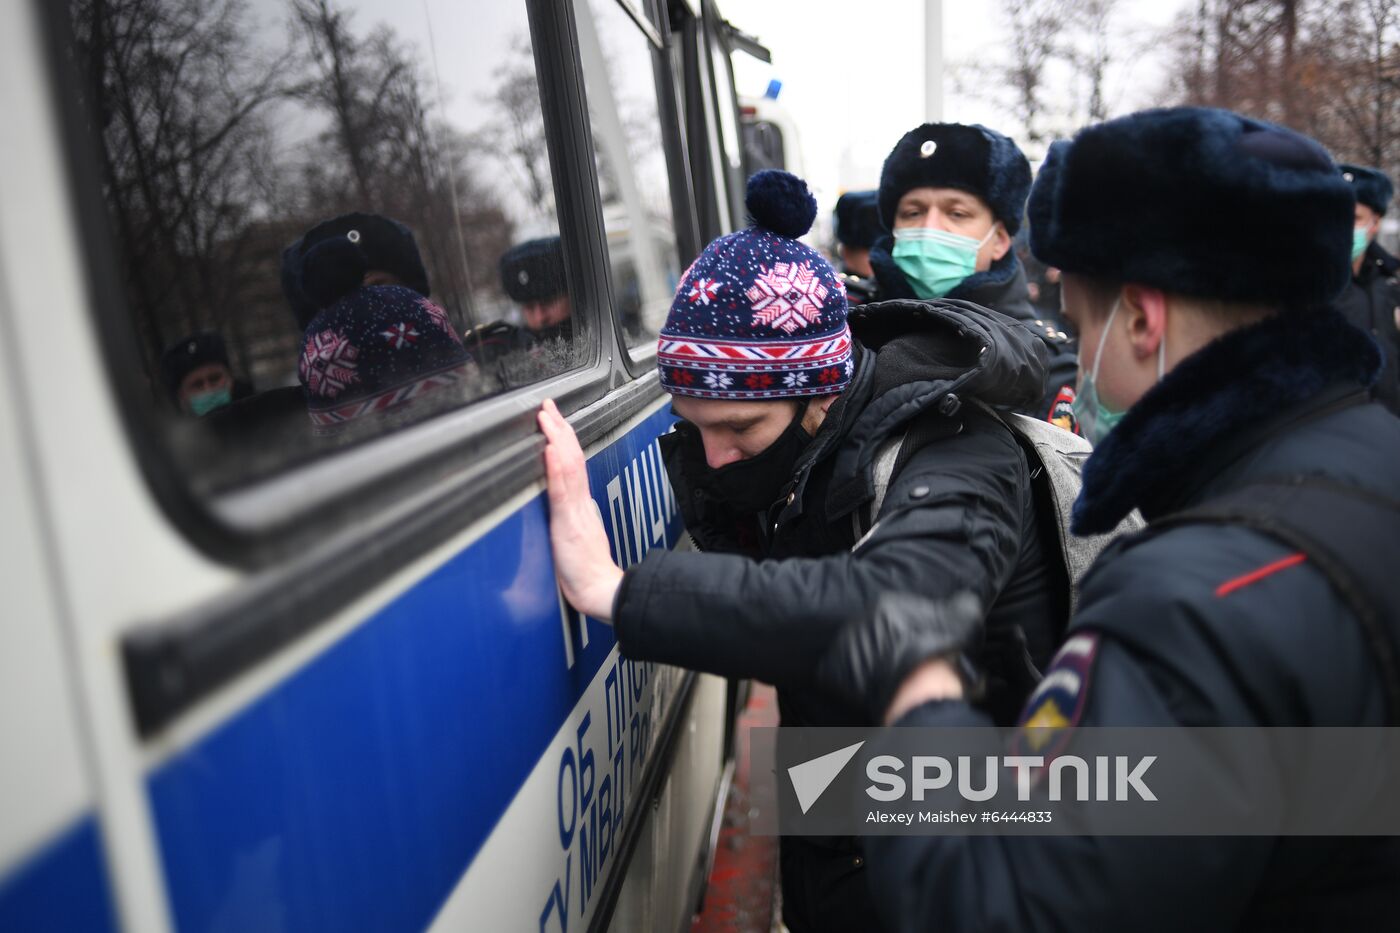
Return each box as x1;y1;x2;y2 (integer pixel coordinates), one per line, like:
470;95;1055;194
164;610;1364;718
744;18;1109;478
691;684;783;933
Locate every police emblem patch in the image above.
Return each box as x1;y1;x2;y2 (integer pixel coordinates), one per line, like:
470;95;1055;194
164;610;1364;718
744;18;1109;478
1016;632;1099;759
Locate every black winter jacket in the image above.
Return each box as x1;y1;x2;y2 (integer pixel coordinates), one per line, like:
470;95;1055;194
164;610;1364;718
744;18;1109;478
865;309;1400;932
1331;240;1400;414
613;299;1071;933
868;239;1080;426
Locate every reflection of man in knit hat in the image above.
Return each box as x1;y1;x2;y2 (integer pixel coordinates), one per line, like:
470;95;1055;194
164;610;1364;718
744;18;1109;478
537;169;1073;933
295;229;475;431
499;236;572;340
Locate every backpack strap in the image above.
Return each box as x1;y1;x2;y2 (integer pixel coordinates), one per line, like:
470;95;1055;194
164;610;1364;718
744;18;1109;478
854;434;905;544
852;408;963;545
1151;476;1400;724
970;400;1145;611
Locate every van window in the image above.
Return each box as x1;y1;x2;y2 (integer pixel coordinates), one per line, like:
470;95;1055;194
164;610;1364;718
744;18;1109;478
62;0;585;495
707;26;745;214
573;0;683;356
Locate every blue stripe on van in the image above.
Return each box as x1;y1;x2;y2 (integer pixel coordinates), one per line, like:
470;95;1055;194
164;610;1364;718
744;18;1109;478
0;817;117;933
148;404;681;933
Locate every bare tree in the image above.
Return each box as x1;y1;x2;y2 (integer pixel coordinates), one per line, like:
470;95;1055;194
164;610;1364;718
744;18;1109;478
290;0;409;206
290;0;514;333
1002;0;1069;144
70;0;291;378
1064;0;1118;122
1159;0;1400;196
480;35;555;217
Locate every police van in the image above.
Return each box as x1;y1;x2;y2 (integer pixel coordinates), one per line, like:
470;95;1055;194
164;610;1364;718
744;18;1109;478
0;0;763;929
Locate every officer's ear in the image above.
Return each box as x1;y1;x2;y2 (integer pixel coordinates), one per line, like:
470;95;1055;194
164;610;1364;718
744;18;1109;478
1120;284;1168;362
989;223;1013;263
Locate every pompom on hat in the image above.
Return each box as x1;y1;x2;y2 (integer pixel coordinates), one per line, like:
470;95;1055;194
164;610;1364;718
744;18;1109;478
658;170;853;400
1028;107;1356;307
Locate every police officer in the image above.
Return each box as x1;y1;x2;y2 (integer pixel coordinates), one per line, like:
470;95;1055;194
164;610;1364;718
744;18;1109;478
868;122;1079;427
820;107;1400;931
457;236;576;377
281;212;432;332
498;236;574;342
1333;163;1400;414
537;170;1076;933
160;331;251;417
832;189;881;303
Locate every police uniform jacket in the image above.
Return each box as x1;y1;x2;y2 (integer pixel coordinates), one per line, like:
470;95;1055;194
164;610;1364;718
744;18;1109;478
1331;240;1400;414
863;309;1400;932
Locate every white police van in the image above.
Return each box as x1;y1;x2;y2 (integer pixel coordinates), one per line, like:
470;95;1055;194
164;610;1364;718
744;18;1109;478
0;0;763;929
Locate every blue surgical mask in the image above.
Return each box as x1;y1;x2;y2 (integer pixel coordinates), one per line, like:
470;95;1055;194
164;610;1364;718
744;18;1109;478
189;387;232;416
1071;296;1166;446
891;224;999;299
1353;225;1371;263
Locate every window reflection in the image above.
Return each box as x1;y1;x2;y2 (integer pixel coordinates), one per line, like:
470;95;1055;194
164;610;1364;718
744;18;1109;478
65;0;583;492
574;0;682;353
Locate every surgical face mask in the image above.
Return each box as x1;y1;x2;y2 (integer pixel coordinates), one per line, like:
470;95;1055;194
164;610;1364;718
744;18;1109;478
1353;225;1372;263
188;387;232;416
891;223;999;299
1071;297;1166;446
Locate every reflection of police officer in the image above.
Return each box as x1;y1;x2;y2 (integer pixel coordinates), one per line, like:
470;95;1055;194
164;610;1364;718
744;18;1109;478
499;236;572;341
281;212;432;331
822;107;1400;931
160;332;251;416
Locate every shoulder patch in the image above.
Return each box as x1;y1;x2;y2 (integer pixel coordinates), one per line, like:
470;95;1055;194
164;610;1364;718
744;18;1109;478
1048;383;1078;434
1015;631;1099;760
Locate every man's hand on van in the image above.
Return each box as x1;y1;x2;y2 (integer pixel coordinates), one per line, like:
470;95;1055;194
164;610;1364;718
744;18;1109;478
539;399;624;621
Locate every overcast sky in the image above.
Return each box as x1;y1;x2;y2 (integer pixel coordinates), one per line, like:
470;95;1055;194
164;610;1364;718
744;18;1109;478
725;0;1190;228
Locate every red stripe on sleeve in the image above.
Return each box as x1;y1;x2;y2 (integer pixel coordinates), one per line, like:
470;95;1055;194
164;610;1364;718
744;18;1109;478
1215;552;1308;598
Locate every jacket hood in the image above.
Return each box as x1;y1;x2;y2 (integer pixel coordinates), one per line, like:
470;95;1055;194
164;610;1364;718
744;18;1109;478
803;297;1049;518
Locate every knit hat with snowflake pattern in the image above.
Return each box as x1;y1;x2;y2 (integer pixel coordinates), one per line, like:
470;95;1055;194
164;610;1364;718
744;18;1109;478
298;283;473;429
658;170;852;400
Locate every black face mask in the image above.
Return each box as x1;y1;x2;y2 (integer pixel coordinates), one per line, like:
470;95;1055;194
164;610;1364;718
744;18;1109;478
690;402;812;515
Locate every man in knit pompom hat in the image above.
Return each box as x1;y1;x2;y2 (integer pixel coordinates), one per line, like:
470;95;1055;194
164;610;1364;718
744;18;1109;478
538;170;1074;933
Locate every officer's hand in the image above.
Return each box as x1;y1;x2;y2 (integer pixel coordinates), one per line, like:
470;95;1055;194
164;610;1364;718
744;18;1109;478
538;399;624;621
818;592;983;724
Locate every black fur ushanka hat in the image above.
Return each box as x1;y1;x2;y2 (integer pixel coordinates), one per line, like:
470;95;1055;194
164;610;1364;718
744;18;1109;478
878;123;1032;235
1028;107;1355;307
